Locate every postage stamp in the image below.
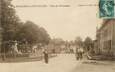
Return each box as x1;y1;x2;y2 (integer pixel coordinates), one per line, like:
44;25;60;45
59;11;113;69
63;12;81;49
99;0;114;18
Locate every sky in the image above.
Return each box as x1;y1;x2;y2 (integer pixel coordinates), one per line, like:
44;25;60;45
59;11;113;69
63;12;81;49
12;0;102;41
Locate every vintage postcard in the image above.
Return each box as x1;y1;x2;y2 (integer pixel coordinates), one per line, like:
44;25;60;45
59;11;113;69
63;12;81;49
0;0;115;72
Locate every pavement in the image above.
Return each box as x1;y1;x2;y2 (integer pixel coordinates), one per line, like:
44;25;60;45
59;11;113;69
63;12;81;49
0;54;115;72
73;60;115;72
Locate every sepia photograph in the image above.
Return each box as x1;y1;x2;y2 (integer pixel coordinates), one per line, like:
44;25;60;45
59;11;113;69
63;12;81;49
0;0;115;72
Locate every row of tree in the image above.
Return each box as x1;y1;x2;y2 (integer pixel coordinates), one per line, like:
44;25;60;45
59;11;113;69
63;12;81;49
1;0;50;53
49;36;93;52
74;36;94;52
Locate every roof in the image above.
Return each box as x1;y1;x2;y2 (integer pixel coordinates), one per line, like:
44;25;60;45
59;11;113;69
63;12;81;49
98;19;115;31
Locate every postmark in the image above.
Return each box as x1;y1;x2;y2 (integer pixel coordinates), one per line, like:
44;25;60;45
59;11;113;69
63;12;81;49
99;0;114;18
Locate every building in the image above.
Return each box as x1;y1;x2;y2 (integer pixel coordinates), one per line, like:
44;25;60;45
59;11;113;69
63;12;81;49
96;19;115;56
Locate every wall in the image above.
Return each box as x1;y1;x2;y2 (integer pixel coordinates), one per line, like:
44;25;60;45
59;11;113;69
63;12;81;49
96;20;115;56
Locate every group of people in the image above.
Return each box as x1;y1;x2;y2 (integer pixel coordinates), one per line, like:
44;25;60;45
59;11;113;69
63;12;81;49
42;46;84;64
42;46;85;64
75;47;84;60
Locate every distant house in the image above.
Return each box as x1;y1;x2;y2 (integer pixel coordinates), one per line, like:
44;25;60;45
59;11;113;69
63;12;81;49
96;19;115;56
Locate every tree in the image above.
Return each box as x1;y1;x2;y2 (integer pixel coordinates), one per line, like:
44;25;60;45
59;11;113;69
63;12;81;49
17;21;50;45
38;27;50;45
74;36;83;47
0;0;23;60
1;0;23;41
1;0;22;53
84;37;93;51
51;38;65;45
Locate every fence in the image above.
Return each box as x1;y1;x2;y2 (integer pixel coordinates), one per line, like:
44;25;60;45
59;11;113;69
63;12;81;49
0;52;57;62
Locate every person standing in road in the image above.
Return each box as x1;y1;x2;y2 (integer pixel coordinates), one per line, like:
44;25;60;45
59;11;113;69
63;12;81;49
43;49;49;64
75;47;79;60
78;47;84;60
75;47;84;60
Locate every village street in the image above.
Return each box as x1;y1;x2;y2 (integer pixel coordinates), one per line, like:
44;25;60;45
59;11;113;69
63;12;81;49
0;54;115;72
